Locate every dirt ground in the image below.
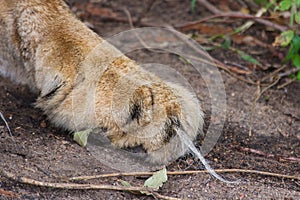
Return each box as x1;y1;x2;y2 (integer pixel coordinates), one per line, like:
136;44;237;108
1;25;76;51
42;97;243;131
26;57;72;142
0;0;299;199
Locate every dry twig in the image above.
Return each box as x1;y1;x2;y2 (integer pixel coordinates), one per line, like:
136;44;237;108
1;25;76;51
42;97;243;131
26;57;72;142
278;67;300;78
277;77;297;89
2;166;299;199
1;169;151;192
93;15;156;27
176;12;287;32
233;145;300;163
68;169;300;182
193;0;287;32
135;0;157;26
197;0;221;15
0;170;180;200
260;65;288;82
235;7;267;33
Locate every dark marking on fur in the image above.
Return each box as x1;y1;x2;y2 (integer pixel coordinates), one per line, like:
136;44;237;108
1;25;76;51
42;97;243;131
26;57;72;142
41;82;64;99
163;116;180;143
130;103;142;123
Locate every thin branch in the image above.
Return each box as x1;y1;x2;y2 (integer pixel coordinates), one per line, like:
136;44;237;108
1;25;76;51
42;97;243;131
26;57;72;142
278;67;300;77
235;7;267;33
1;170;155;192
176;0;288;32
276;67;300;89
211;56;251;75
177;12;287;32
233;145;300;163
1;170;181;200
152;192;182;200
260;65;288;82
197;0;222;15
197;0;288;32
176;13;270;29
68;169;300;181
123;7;134;28
136;0;157;26
277;77;297;89
3;171;137;191
91;15;155;27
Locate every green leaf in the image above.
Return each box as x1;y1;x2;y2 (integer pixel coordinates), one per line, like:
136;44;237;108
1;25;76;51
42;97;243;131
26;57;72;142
279;0;292;11
179;56;192;64
285;34;300;61
264;95;270;101
292;54;300;67
274;30;294;47
285;46;295;62
221;36;231;50
295;12;300;24
238;51;262;66
73;129;92;147
203;46;218;51
191;0;197;12
297;71;300;80
144;167;168;190
265;1;276;10
296;0;300;7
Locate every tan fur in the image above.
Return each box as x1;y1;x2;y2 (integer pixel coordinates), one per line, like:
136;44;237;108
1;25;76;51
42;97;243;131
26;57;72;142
0;0;204;165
